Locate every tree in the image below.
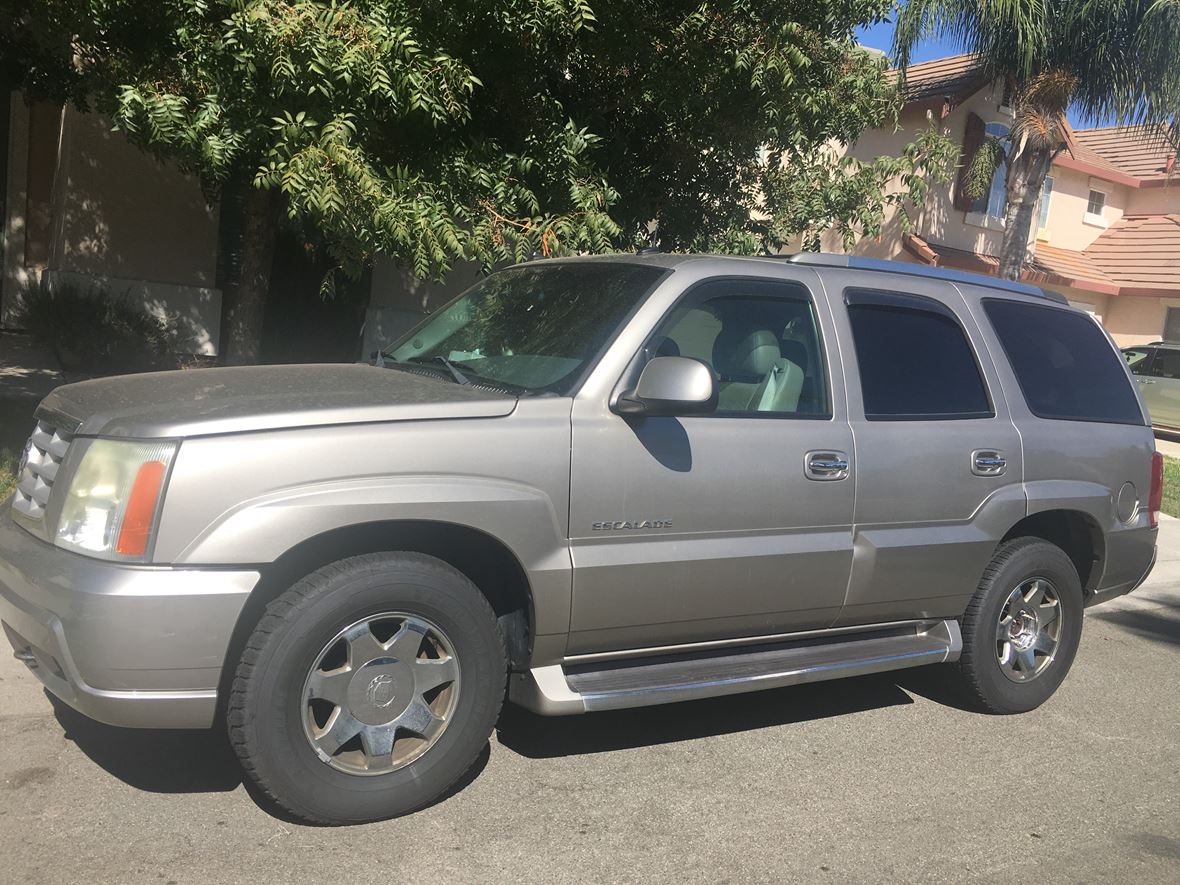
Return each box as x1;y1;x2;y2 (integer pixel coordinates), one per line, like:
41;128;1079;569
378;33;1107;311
4;1;953;363
894;0;1180;281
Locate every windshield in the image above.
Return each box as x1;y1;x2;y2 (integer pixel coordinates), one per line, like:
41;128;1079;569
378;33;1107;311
383;262;668;394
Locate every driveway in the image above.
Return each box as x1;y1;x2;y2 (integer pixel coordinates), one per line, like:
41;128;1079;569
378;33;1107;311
1;527;1178;884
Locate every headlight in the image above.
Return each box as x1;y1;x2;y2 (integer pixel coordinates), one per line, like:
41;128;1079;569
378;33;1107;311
54;439;178;561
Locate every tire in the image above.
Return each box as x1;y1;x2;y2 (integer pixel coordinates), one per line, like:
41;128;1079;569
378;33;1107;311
951;537;1084;714
227;552;507;825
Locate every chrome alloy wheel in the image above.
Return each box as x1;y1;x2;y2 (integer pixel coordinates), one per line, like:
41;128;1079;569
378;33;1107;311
996;578;1062;683
301;613;460;775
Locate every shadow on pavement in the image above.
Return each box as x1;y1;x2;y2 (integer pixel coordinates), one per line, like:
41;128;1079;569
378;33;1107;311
1090;599;1180;647
496;671;915;758
49;693;242;793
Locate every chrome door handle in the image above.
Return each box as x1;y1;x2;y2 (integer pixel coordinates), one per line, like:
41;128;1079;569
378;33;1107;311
805;451;849;481
972;449;1007;476
1140;379;1156;384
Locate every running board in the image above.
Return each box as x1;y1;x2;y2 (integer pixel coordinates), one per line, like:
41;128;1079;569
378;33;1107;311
509;620;961;716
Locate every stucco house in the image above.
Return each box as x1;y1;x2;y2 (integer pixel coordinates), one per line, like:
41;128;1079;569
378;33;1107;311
0;93;466;358
824;52;1180;346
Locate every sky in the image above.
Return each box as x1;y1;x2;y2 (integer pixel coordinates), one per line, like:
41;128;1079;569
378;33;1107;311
853;17;1119;127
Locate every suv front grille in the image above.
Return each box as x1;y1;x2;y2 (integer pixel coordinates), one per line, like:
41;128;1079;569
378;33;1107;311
12;420;74;523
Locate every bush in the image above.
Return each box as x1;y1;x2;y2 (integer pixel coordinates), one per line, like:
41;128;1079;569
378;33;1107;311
17;277;184;373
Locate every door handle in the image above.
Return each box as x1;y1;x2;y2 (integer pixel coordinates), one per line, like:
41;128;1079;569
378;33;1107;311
971;449;1007;476
1140;379;1156;384
805;451;849;481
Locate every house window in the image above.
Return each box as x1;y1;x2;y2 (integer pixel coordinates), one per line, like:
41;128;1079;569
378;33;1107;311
1085;186;1108;226
1037;176;1053;233
1164;306;1180;343
969;122;1010;224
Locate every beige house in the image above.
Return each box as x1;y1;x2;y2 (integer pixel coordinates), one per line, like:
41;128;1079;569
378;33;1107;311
1;97;224;353
0;93;461;358
824;53;1180;346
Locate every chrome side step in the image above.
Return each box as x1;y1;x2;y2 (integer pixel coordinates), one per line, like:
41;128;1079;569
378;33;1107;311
509;619;961;716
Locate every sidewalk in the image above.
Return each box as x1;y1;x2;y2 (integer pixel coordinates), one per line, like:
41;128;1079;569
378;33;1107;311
0;331;63;400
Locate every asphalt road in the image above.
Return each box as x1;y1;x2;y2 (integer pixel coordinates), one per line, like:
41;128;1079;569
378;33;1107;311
2;527;1178;884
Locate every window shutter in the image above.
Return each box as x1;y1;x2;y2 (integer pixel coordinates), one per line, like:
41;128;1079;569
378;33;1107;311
953;112;985;211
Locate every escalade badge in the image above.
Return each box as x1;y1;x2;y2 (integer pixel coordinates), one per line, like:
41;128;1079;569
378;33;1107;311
592;519;673;531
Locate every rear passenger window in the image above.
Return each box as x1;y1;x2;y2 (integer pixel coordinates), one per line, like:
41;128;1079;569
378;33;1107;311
845;289;992;420
984;299;1143;425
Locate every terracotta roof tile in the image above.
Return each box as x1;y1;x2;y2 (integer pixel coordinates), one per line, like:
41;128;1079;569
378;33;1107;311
902;218;1180;295
888;53;986;103
1030;243;1116;286
1071;126;1176;182
1085;214;1180;289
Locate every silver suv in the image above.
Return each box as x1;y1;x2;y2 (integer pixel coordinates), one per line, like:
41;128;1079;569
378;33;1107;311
1;253;1160;824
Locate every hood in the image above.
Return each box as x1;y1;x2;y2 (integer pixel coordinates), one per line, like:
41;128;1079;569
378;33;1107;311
38;364;517;438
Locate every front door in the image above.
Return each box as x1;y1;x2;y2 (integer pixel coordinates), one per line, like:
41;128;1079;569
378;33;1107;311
567;275;855;655
1143;347;1180;428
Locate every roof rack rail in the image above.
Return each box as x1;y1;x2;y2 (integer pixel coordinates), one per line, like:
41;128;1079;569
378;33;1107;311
783;253;1068;304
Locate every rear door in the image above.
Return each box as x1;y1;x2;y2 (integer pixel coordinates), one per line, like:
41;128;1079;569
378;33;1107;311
822;273;1025;627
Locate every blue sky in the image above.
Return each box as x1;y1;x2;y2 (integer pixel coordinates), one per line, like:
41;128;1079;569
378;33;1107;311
854;19;963;66
854;17;1117;127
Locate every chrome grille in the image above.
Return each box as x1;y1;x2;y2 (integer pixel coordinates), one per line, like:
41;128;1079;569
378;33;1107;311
12;420;73;523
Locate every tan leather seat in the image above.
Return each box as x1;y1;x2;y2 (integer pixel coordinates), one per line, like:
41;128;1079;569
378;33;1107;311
713;328;804;413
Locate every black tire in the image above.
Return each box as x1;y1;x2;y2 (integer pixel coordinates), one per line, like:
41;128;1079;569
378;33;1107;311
227;552;506;825
952;537;1084;714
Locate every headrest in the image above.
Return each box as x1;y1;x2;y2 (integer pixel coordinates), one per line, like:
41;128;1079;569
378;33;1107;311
713;328;781;377
653;337;681;358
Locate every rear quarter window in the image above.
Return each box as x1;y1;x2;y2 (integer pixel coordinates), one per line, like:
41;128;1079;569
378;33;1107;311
983;299;1144;425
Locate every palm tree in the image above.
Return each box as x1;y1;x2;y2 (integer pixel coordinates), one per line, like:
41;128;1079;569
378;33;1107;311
893;0;1180;280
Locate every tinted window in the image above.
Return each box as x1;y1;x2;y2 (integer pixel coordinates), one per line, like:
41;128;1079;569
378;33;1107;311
1150;348;1180;379
984;299;1143;425
646;279;829;417
846;290;991;420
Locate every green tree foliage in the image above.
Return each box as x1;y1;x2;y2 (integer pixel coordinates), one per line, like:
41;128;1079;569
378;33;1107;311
895;0;1180;281
4;1;953;361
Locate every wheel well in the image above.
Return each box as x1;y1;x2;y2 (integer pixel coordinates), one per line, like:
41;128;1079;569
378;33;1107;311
215;520;535;723
1002;509;1103;591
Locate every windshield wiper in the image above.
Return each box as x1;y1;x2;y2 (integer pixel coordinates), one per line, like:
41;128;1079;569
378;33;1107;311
408;355;471;386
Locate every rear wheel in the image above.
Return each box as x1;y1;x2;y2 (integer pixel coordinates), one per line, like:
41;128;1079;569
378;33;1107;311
952;538;1084;714
227;552;506;824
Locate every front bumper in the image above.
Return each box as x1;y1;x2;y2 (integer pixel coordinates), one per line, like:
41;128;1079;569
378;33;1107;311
0;504;258;728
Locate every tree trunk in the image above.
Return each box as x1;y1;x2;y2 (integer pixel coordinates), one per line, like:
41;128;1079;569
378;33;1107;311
219;187;277;365
998;146;1053;281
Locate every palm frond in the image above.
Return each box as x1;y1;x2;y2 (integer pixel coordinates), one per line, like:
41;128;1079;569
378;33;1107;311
963;135;1005;201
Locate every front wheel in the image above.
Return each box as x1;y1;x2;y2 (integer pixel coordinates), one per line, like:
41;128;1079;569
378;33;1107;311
951;538;1084;714
227;553;507;824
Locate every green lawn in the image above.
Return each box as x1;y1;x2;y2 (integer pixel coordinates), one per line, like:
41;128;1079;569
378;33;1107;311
1163;455;1180;519
0;399;35;500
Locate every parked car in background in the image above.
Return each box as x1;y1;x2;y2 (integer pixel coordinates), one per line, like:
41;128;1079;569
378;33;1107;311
1;253;1160;825
1123;341;1180;429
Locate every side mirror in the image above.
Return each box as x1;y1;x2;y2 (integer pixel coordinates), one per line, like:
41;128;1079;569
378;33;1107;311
615;356;718;417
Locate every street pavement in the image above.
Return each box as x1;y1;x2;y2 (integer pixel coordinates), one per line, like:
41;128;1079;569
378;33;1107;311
1;526;1178;884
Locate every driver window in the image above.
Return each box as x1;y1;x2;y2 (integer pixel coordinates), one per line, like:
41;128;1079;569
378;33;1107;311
648;279;830;417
